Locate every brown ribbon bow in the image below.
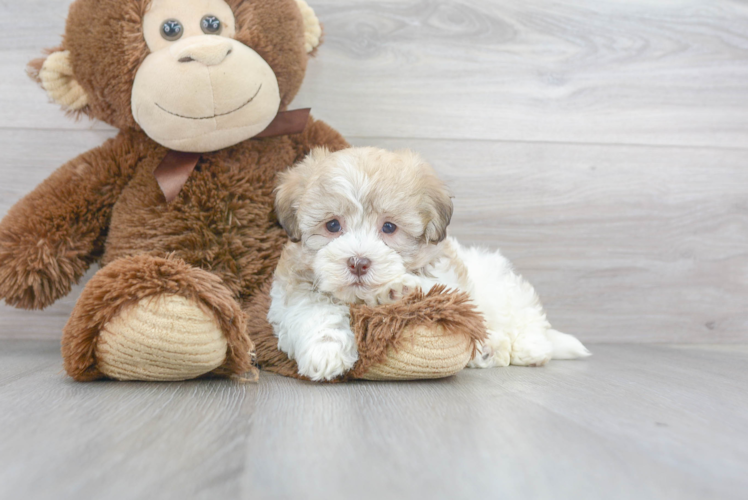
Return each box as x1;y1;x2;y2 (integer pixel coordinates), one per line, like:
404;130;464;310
154;108;311;203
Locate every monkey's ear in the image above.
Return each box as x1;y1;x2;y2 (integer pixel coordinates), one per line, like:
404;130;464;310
275;148;331;241
30;50;89;111
295;0;322;54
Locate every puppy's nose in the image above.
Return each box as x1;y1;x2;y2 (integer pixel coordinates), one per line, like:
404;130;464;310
348;257;371;277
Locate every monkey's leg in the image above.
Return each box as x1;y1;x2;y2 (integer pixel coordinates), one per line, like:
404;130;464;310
346;286;487;380
62;255;254;382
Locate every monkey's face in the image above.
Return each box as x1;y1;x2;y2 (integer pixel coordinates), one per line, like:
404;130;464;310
132;0;281;152
31;0;320;153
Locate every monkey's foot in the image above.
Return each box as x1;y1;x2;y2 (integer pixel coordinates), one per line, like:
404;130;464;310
95;294;228;381
62;255;254;382
348;285;488;381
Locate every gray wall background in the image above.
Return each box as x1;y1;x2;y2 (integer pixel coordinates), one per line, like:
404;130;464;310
1;0;746;343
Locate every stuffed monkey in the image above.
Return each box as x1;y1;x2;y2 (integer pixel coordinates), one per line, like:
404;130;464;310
0;0;484;382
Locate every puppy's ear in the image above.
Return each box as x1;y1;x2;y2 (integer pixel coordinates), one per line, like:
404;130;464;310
421;164;454;244
275;148;331;241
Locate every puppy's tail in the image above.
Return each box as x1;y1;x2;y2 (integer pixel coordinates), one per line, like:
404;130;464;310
547;329;591;360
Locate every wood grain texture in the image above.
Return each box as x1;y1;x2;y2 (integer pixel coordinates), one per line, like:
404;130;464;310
4;0;748;147
296;0;748;147
1;0;747;342
2;340;747;500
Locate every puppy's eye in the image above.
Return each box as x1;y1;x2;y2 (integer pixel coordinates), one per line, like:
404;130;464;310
161;19;184;41
382;222;397;234
326;219;342;233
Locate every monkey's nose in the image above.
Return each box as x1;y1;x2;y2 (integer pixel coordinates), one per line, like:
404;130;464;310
347;257;371;277
172;37;233;66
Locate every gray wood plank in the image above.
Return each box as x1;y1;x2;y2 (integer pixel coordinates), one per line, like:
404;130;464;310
0;0;73;51
305;0;748;147
297;0;748;147
1;341;747;500
0;341;254;500
1;131;746;343
3;0;748;148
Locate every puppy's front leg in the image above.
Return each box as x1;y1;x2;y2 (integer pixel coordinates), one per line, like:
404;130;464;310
372;273;426;306
268;281;358;381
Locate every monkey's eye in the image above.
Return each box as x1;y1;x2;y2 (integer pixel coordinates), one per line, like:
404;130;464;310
161;19;183;41
382;222;397;234
201;15;222;34
326;219;342;233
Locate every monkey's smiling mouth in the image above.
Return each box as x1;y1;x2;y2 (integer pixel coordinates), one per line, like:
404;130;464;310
155;84;262;120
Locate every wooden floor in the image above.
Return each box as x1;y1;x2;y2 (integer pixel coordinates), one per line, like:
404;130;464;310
1;340;747;500
2;1;748;498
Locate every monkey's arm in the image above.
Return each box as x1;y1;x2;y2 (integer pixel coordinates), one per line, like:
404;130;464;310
0;132;140;309
293;116;350;161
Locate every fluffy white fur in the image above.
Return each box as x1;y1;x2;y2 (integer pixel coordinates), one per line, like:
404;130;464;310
268;147;590;381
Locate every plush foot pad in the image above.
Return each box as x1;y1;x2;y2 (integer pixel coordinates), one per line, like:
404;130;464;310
358;323;474;381
63;255;253;382
95;294;227;381
348;285;488;381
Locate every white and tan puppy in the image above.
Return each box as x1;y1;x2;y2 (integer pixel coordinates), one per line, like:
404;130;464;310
269;147;590;381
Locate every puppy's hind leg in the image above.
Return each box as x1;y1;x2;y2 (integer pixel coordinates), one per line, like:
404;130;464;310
495;268;590;364
467;329;511;368
503;273;554;367
447;242;514;369
510;330;553;367
456;243;553;367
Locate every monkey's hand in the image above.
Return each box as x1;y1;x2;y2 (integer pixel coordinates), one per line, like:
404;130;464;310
0;134;138;310
0;227;94;310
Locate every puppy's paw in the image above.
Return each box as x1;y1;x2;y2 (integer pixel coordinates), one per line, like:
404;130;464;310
467;330;511;368
375;274;421;305
296;329;358;381
510;333;553;367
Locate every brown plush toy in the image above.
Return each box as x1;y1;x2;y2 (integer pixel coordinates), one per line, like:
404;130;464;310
0;0;485;382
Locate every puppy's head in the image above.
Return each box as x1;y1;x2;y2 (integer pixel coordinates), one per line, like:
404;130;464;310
275;147;452;302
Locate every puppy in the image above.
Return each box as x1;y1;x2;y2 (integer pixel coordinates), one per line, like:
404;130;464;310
269;147;590;381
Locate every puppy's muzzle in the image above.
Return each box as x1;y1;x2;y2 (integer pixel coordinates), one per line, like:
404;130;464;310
347;257;371;277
